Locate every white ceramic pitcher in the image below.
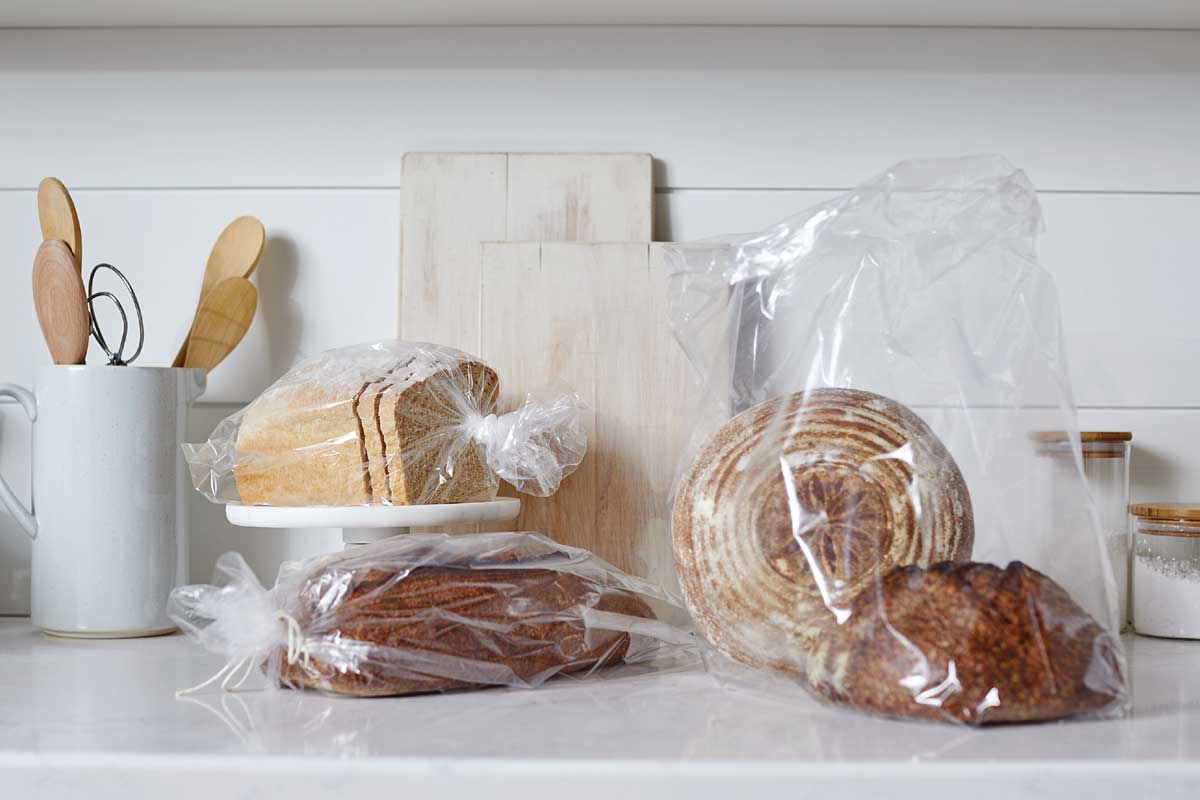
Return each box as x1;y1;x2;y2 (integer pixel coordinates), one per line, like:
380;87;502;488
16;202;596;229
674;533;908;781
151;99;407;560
0;365;205;637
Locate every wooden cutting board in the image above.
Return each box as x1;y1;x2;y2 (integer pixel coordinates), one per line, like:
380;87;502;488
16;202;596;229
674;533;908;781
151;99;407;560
399;153;687;587
479;242;691;592
399;152;653;349
398;151;657;538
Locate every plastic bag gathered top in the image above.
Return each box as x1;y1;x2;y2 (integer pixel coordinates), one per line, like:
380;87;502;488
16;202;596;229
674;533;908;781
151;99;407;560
169;532;695;697
663;156;1127;725
183;340;587;506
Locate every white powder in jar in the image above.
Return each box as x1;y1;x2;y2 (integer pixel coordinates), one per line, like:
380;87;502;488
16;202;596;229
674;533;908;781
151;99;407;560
1133;550;1200;639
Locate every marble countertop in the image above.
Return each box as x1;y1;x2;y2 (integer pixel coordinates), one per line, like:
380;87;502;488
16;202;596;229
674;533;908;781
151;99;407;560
2;618;1198;798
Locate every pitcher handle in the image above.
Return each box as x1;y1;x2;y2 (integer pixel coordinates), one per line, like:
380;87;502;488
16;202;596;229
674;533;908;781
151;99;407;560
0;383;37;538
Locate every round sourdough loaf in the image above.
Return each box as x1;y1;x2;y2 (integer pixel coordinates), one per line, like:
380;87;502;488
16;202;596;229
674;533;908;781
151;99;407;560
672;388;974;673
806;561;1124;723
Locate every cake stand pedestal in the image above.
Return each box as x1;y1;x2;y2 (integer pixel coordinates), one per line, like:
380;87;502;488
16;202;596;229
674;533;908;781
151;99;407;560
226;498;521;545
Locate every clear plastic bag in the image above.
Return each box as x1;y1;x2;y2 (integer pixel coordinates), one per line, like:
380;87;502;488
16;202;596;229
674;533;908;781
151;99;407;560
169;532;696;697
183;340;587;506
662;155;1127;725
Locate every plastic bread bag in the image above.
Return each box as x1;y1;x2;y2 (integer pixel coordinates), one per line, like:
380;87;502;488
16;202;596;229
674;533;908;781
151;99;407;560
183;340;587;506
661;155;1127;725
169;531;698;697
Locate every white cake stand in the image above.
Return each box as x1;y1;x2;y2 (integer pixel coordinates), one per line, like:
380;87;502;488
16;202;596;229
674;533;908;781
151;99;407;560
226;498;521;546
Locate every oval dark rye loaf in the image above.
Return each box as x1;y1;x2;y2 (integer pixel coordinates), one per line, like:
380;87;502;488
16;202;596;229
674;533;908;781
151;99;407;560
276;565;655;697
806;561;1125;723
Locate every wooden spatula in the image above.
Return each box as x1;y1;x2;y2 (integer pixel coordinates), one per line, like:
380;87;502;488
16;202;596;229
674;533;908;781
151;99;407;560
37;177;83;266
183;277;257;373
172;216;265;367
32;239;89;365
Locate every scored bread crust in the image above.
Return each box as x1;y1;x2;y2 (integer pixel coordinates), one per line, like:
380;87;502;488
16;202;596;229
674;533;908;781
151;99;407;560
672;388;974;674
234;345;500;506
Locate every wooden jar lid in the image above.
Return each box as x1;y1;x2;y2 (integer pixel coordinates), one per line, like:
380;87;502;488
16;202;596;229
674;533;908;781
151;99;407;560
1080;431;1132;443
1029;431;1132;443
1030;431;1132;459
1128;501;1200;537
1130;502;1200;523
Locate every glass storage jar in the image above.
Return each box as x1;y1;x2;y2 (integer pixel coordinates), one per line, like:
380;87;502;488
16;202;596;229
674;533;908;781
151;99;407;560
1130;503;1200;639
1031;431;1132;629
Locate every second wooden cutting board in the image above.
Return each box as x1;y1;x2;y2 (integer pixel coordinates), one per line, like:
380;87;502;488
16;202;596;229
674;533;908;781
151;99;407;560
398;151;658;540
480;242;690;592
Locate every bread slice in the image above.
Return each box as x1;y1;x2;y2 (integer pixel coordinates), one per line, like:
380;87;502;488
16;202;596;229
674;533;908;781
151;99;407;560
358;359;413;501
376;358;500;504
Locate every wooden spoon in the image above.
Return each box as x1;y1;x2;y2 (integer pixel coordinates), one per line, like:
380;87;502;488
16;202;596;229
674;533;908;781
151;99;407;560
32;239;89;365
172;216;265;367
183;277;258;373
37;178;83;267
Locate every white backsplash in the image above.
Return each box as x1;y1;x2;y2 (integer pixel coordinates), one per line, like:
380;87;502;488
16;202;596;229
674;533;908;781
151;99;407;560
1;25;1198;612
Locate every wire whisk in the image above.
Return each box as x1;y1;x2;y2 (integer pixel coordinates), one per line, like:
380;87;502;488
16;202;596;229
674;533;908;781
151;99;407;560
86;263;144;366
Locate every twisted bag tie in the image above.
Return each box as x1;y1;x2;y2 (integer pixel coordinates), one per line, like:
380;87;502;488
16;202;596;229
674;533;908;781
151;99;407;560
176;612;310;696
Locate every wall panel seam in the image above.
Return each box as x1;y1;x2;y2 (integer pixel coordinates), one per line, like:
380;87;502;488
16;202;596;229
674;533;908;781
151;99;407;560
2;186;1199;198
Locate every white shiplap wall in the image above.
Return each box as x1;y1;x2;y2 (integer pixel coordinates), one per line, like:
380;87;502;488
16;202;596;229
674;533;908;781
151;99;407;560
0;26;1197;613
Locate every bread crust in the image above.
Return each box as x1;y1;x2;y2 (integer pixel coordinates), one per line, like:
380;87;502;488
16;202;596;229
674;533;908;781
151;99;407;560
673;388;974;673
234;378;375;505
276;565;655;697
806;561;1124;723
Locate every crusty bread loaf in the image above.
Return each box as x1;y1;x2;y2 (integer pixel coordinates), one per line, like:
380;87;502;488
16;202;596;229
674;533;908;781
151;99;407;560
673;388;974;673
276;564;655;697
806;561;1124;724
233;347;499;506
672;388;1120;724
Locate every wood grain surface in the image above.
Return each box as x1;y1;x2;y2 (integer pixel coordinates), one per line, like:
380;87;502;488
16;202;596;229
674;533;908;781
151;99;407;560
36;178;82;266
480;242;688;591
399;152;653;351
183;276;258;373
172;215;265;367
31;239;89;365
399;153;657;541
506;154;653;242
399;153;507;350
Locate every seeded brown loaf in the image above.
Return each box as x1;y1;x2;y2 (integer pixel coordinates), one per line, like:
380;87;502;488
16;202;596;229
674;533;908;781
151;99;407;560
276;564;655;697
806;561;1124;723
673;388;975;674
